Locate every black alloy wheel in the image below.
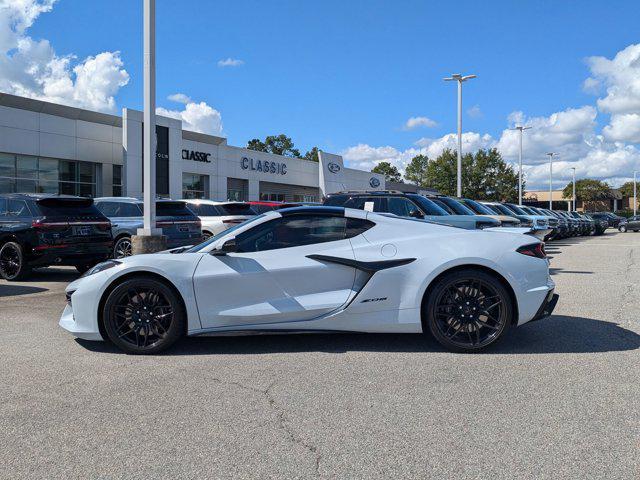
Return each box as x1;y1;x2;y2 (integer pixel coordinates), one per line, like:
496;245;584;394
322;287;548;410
0;242;31;281
103;277;185;354
425;270;512;352
113;237;133;259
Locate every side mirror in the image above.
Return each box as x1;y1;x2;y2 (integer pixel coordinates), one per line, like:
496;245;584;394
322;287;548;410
409;210;423;219
211;239;237;256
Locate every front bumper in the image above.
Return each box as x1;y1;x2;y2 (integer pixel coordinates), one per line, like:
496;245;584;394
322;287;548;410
59;303;103;341
531;290;559;322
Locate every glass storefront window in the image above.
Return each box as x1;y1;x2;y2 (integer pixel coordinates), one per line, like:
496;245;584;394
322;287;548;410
260;192;285;202
228;189;243;202
0;153;96;197
112;165;123;196
182;173;209;199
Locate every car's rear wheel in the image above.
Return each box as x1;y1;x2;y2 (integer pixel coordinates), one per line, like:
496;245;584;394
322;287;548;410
102;277;185;354
113;236;132;259
619;225;627;232
424;270;512;352
0;241;31;281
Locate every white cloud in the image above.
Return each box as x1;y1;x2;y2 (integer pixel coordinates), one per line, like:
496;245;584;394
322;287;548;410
585;43;640;115
217;57;244;68
167;93;192;104
415;132;495;158
467;104;482;118
0;0;129;113
603;114;640;143
157;101;223;136
403;116;437;130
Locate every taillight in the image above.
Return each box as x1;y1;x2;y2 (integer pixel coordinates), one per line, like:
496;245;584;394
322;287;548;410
517;243;546;259
32;219;68;232
96;221;111;231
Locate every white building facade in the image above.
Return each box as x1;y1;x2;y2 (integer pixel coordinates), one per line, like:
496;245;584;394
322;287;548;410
0;93;385;202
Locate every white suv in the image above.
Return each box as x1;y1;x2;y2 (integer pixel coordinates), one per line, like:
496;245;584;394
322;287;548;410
183;199;257;239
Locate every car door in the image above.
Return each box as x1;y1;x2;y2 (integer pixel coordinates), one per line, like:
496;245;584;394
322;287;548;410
629;216;640;230
193;213;359;329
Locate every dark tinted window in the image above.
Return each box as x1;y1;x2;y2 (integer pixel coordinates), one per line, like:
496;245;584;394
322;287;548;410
236;215;349;252
188;203;221;216
460;199;494;215
7;199;29;216
408;195;449;216
156;202;193;217
388;197;423;217
36;198;100;217
218;203;256;216
323;195;349;206
97;201;142;217
435;197;475;215
251;204;276;214
0;198;6;215
429;198;454;214
502;204;526;215
345;196;385;212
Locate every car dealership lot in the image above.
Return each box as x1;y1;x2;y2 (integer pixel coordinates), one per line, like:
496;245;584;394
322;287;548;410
1;232;639;479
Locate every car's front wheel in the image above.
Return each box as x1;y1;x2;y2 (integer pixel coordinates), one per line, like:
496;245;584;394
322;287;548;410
102;277;185;354
619;225;627;232
0;241;31;281
424;270;513;352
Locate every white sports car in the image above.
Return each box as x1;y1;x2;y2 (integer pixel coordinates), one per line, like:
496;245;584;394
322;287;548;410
60;206;558;354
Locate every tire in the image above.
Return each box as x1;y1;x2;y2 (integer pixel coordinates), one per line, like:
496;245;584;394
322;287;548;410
113;236;133;259
619;225;627;232
0;241;32;281
75;264;91;274
424;269;513;353
102;277;185;354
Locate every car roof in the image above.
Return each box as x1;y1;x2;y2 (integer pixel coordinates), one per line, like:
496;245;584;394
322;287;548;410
94;197;184;204
0;193;84;201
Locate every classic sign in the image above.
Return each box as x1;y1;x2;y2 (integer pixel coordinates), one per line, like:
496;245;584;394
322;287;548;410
370;177;381;188
182;150;212;163
241;157;287;175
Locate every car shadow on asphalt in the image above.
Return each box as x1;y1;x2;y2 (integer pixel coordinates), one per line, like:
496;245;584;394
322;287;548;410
76;315;640;356
0;284;49;297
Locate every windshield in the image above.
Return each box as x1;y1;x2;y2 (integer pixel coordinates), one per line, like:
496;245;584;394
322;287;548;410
460;199;495;215
409;195;450;216
435;197;475;215
185;214;266;252
503;204;527;215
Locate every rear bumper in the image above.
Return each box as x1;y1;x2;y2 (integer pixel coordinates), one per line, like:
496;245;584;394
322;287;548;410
28;242;113;266
531;291;559;322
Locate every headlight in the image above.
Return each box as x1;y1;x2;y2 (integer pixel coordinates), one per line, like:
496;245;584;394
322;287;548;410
520;218;533;227
534;219;548;228
81;260;121;277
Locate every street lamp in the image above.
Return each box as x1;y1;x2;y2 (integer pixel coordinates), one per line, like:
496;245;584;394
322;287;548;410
444;73;476;197
512;125;531;205
634;171;637;216
569;167;576;212
546;152;557;210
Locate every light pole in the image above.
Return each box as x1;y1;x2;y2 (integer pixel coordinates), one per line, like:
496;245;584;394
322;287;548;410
634;171;637;216
133;0;165;253
546;152;556;210
512;125;531;205
570;167;576;211
444;73;476;197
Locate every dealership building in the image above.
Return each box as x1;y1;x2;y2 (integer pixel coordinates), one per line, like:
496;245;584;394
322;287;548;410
0;93;386;202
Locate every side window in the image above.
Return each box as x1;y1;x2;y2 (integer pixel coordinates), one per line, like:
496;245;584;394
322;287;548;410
119;202;143;217
345;218;374;238
7;199;29;217
0;198;6;216
346;197;385;212
388;197;421;217
96;201;118;217
235;215;348;253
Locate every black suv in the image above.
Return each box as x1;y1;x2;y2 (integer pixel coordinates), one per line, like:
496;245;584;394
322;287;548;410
0;194;113;280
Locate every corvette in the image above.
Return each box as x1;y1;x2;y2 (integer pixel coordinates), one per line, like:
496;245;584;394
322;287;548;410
60;206;558;354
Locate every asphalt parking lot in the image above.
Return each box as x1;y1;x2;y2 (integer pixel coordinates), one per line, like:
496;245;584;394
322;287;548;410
1;231;639;479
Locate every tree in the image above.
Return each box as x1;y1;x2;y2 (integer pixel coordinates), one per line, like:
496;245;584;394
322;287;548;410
404;154;430;187
423;148;520;201
562;179;610;201
618;181;634;198
372;161;402;183
304;146;320;162
247;134;301;157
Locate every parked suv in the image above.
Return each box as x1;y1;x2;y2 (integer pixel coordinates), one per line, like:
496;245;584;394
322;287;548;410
94;197;202;258
323;191;500;229
0;194;113;280
183;199;257;239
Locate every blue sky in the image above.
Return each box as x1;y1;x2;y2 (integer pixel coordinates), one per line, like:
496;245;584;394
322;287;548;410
3;0;640;188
